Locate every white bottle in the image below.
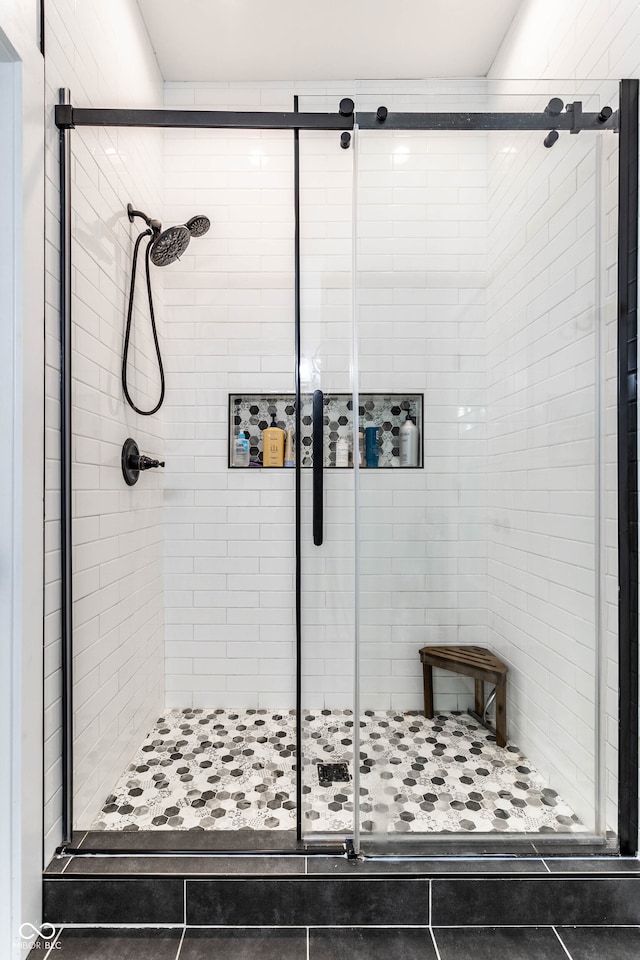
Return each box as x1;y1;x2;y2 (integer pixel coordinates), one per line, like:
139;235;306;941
233;431;250;467
336;437;349;468
399;414;419;467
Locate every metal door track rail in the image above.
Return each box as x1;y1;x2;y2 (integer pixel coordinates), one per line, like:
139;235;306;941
54;843;350;859
357;107;618;131
55;102;618;134
54;106;352;131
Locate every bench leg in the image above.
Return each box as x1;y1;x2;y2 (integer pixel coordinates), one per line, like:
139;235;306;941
495;676;507;747
474;679;484;717
422;663;434;719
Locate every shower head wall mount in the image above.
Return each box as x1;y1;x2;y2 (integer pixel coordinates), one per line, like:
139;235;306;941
127;203;161;233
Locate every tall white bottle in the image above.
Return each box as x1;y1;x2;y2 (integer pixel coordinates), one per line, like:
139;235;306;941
399;413;419;467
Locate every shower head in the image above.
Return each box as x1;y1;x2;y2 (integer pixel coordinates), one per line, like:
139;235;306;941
128;203;211;267
185;215;210;238
150;215;210;264
149;224;191;266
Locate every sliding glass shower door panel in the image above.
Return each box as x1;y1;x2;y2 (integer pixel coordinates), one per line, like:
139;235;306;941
72;125;301;841
353;82;616;851
298;127;357;841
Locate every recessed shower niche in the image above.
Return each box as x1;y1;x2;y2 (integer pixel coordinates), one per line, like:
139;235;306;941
228;393;424;468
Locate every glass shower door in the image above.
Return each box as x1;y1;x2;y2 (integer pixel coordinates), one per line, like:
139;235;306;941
298;124;358;843
353;82;616;853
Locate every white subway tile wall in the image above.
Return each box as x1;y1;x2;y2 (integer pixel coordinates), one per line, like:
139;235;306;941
44;0;165;851
298;126;357;717
162;115;297;711
356;126;489;713
162;90;484;718
485;123;602;826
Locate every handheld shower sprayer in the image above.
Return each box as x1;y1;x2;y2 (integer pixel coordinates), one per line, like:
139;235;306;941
123;203;211;416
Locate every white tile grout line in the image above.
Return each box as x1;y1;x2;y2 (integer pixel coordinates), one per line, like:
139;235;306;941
552;925;575;959
429;927;443;960
173;876;640;883
55;924;185;929
50;922;639;930
40;928;62;960
45;924;189;958
47;927;63;957
427;880;443;960
401;924;640;930
174;925;187;960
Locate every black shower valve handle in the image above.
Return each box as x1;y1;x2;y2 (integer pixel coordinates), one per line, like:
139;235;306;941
136;454;165;471
121;438;164;485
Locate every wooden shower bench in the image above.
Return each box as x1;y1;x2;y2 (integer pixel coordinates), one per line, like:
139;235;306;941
419;645;508;747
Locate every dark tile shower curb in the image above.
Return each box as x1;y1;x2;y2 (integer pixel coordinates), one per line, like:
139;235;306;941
43;869;640;927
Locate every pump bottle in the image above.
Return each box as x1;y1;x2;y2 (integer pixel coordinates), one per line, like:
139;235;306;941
262;413;285;467
399;413;419;467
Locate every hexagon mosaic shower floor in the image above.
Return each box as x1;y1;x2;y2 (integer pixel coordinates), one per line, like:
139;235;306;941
91;709;587;834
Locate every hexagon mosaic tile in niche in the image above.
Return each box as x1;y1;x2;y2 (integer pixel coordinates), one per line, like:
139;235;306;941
91;709;587;835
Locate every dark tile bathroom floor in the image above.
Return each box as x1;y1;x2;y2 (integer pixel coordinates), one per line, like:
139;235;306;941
28;925;640;959
91;709;586;836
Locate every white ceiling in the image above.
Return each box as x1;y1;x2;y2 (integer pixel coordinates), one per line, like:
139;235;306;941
137;0;525;82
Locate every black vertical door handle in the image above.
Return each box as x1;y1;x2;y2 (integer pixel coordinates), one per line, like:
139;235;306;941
313;389;324;546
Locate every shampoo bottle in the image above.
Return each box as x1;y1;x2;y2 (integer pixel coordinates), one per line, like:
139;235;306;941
365;426;379;467
233;431;250;467
262;413;285;467
399;413;419;467
284;429;295;467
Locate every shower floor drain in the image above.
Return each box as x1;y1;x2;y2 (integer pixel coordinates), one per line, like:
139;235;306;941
317;762;351;787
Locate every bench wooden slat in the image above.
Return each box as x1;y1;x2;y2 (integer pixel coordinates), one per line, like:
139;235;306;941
418;645;508;748
420;645;507;673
